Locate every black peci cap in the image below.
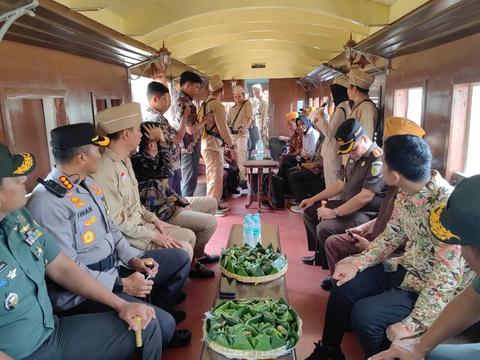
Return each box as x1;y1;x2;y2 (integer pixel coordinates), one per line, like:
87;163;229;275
50;123;109;150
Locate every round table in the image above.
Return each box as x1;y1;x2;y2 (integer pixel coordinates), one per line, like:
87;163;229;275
243;160;279;213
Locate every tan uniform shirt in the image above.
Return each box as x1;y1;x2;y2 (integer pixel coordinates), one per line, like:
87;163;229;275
95;148;158;250
350;98;379;140
201;95;232;152
254;97;268;129
227;100;254;137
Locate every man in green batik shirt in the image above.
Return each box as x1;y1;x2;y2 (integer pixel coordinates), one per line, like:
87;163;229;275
0;144;161;360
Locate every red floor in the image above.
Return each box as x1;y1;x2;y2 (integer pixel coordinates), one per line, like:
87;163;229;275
163;193;363;360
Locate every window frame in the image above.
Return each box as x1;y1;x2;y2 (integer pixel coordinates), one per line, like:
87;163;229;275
393;79;427;127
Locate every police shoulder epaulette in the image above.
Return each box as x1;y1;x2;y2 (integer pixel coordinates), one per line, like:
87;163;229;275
372;147;383;158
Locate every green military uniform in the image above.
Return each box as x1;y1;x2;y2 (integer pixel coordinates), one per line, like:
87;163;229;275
0;144;162;360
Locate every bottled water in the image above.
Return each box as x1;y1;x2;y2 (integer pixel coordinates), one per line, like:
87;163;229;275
243;216;254;246
255;141;264;161
252;214;262;246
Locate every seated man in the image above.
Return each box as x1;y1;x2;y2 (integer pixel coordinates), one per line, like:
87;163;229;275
306;135;474;360
27;123;191;348
221;145;240;199
323;117;426;289
131;122;219;278
0;144;162;360
278;111;303;155
93;103;218;279
371;175;480;360
300;119;386;286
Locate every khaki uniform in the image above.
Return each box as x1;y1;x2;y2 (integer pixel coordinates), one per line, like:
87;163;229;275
315;100;351;199
227;100;254;181
201;95;232;201
350;98;379;140
95;148;199;258
254;97;269;148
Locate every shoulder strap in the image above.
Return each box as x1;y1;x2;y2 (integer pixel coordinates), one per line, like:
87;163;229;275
231;100;247;129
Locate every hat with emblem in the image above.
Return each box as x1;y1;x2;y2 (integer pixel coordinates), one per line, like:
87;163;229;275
232;86;245;95
333;75;349;88
285;111;298;122
299;104;313;113
95;102;142;135
0;144;36;178
50;123;109;150
430;175;480;245
384;117;425;138
335;118;367;154
209;75;224;92
348;69;375;90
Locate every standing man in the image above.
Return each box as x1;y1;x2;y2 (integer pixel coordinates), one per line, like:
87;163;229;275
145;81;186;195
347;69;379;141
252;83;269;148
0;144;163;360
300;118;386;290
227;85;254;189
370;175;480;360
201;75;237;216
175;71;206;197
27;123;192;347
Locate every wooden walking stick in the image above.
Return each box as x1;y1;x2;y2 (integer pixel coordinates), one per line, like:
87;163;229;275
133;316;143;360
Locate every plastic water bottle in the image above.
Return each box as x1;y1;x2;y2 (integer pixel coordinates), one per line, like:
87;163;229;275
252;214;262;246
243;216;254;246
255;141;264;161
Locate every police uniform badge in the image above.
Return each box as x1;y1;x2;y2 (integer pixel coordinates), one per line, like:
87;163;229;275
372;148;383;158
6;268;16;280
17;214;26;222
371;163;382;176
4;292;18;311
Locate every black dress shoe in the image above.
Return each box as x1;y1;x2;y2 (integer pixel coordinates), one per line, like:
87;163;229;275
228;187;241;195
239;180;248;189
189;263;215;278
173;291;186;305
305;341;346;360
320;276;333;291
167;329;192;348
302;255;315;266
198;253;220;264
166;305;186;324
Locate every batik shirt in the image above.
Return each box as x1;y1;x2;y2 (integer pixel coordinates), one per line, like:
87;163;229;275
352;171;475;335
144;107;181;170
174;92;200;154
288;130;303;154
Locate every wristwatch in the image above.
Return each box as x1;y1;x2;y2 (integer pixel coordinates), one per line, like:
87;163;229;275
333;208;340;218
113;277;124;293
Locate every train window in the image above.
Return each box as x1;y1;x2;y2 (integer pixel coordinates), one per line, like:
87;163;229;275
297;100;304;111
394;87;424;126
465;85;480;176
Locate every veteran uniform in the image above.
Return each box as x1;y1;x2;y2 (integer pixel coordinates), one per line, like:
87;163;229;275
0;145;162;360
252;84;269;148
303;119;386;268
201;75;233;202
227;86;254;182
27;124;190;345
348;69;379;141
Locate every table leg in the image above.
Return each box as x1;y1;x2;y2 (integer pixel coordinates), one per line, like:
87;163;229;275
267;168;275;208
257;167;263;213
245;168;253;209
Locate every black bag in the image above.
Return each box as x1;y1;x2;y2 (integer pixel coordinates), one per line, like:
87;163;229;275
251;173;285;209
268;136;287;162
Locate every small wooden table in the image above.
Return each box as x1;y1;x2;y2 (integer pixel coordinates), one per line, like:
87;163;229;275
243;160;279;213
199;224;296;360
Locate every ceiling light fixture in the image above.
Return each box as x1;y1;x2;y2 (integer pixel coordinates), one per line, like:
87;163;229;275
230;77;237;89
127;41;172;83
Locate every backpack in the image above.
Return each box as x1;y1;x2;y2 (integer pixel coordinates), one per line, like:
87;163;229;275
353;99;383;147
262;173;285;209
198;99;214;140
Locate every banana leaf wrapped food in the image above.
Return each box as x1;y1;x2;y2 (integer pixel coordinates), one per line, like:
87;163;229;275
220;243;288;283
203;297;302;359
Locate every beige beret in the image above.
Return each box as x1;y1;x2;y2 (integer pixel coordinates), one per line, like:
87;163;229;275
209;75;224;92
252;84;262;91
233;86;245;95
333;75;348;88
95;102;142;134
384;117;425;138
285;111;298;122
348;69;375;90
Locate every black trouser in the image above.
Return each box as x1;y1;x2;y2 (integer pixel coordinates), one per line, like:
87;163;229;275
278;154;299;194
302;200;373;268
289;168;325;203
25;314;162;360
55;248;190;345
248;125;260;154
322;265;418;358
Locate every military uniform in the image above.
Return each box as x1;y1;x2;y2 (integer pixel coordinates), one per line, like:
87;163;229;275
0;145;162;360
27;123;190;345
302;119;386;268
227;86;254;182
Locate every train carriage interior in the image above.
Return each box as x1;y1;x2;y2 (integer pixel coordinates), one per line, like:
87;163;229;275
1;0;480;359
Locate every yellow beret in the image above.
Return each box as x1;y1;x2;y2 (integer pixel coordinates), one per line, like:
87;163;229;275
285;111;298;122
384;117;425;138
95;102;142;134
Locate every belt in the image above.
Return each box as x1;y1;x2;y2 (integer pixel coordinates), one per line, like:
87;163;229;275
86;253;117;272
230;129;240;135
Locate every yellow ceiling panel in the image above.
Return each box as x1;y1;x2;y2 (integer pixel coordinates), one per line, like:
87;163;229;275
201;57;315;74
